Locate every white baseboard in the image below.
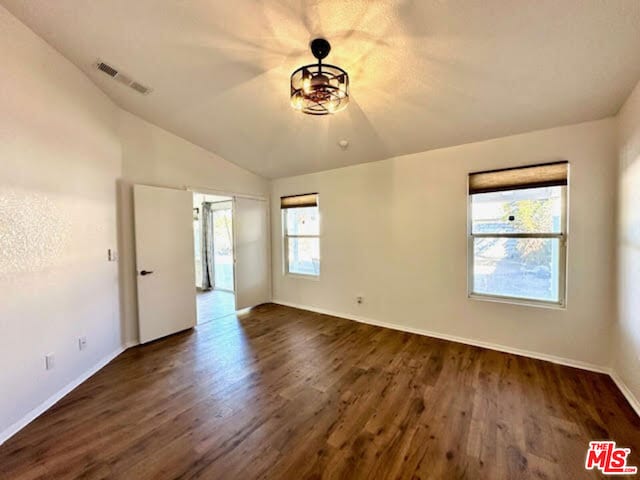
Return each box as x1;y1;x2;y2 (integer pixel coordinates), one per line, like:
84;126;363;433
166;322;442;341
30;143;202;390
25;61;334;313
0;345;128;446
610;371;640;418
272;299;610;374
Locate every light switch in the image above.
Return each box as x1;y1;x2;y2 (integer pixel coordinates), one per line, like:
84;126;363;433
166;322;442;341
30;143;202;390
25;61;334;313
45;354;55;370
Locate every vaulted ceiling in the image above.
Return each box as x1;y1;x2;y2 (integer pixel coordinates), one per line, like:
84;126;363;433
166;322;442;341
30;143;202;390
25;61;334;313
3;0;640;178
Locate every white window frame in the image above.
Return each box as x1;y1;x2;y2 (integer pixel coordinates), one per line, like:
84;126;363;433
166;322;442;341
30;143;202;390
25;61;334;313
467;185;568;308
282;205;321;279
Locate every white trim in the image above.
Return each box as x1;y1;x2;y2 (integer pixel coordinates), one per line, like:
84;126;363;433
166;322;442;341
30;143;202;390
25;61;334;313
468;293;566;310
0;345;128;446
186;185;266;201
285;273;321;281
467;185;568;308
610;371;640;418
272;300;609;373
282;205;321;278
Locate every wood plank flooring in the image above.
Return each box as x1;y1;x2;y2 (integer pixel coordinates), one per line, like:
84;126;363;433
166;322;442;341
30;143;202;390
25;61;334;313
196;289;236;324
1;304;638;479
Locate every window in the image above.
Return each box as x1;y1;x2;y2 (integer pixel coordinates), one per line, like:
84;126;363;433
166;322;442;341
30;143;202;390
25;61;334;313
281;193;320;277
468;162;568;306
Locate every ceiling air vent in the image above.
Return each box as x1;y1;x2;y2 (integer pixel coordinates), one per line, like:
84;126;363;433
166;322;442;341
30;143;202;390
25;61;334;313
95;60;153;95
97;62;118;77
130;82;151;95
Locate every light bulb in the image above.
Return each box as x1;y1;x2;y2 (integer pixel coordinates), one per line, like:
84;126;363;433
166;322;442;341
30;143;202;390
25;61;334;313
291;95;303;110
302;77;311;94
327;100;337;113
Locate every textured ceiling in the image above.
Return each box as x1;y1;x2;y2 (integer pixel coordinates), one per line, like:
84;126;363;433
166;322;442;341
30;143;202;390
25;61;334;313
3;0;640;178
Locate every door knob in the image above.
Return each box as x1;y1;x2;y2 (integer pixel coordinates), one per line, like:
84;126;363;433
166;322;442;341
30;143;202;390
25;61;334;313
140;270;154;276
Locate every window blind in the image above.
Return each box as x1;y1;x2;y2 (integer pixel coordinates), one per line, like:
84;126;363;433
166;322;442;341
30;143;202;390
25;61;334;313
468;161;568;194
280;193;319;209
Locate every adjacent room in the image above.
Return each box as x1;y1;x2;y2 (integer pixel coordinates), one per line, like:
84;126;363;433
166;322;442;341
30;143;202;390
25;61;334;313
1;1;639;479
193;193;236;324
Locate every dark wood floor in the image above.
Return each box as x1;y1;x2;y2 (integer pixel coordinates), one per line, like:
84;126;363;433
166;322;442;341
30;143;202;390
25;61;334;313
1;304;638;479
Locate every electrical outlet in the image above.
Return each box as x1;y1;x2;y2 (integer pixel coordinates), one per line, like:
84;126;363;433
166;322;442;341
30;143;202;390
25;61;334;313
78;337;87;351
45;354;55;370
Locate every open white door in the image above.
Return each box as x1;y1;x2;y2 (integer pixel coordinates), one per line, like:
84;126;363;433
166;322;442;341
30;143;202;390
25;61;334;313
233;197;270;310
134;185;196;343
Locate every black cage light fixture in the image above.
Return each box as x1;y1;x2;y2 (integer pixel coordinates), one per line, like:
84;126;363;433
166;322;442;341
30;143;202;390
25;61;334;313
290;38;349;115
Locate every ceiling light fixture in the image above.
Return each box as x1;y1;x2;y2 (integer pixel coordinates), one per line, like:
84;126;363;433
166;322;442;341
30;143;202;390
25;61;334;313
290;38;349;115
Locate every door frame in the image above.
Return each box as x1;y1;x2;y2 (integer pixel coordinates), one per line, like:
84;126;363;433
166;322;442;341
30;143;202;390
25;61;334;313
187;186;271;307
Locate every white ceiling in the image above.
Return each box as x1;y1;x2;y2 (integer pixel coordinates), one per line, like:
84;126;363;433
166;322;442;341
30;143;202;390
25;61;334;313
3;1;640;178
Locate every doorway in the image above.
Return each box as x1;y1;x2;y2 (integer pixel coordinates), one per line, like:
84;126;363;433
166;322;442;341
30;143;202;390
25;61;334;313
193;193;235;324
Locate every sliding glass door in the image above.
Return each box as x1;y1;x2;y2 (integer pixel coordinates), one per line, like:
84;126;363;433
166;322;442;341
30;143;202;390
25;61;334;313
212;206;234;291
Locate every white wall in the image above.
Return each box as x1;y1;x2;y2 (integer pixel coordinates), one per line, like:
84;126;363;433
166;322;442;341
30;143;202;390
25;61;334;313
0;6;122;438
0;6;269;441
271;119;618;368
1;0;634;445
615;79;640;406
117;110;268;345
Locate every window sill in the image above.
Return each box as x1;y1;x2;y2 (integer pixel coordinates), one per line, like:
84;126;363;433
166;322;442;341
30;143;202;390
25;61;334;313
285;273;320;281
468;293;566;310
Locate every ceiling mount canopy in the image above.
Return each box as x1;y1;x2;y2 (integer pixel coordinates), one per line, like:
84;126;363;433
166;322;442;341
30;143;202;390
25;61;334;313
290;38;349;115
